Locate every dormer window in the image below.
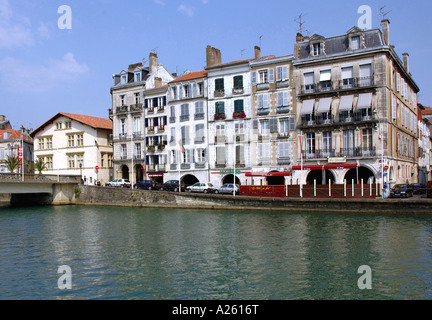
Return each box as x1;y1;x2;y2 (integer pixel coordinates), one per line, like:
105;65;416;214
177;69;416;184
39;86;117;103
313;43;321;56
135;72;141;82
351;36;360;50
121;75;127;85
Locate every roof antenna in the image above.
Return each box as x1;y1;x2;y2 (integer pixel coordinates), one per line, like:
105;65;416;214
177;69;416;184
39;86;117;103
241;49;246;57
259;35;263;48
295;13;306;34
379;6;392;20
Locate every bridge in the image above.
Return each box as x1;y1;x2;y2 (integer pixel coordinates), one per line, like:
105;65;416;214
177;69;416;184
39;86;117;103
0;173;80;205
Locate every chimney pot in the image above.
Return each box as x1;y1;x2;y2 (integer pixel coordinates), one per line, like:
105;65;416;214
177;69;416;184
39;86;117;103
206;45;222;68
149;52;158;74
254;46;261;59
402;53;409;73
381;19;390;45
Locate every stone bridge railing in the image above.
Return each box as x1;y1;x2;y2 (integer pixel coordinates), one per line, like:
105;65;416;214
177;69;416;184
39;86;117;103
0;173;81;184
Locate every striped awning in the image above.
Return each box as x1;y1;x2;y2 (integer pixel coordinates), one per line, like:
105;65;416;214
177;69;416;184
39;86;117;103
316;97;332;113
339;95;354;112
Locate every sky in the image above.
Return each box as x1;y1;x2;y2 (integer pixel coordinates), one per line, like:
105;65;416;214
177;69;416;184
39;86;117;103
1;0;431;131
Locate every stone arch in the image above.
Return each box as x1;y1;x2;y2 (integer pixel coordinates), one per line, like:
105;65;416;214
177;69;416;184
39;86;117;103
182;174;199;187
306;169;335;185
222;174;241;186
344;166;375;184
266;171;285;186
121;165;129;180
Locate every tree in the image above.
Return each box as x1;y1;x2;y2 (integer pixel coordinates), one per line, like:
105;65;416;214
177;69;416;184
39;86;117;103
33;158;47;174
0;155;21;173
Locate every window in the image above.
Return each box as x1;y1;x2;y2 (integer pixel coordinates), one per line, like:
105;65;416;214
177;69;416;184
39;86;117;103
134;117;141;135
76;134;83;147
195;124;205;143
135;93;140;105
135;72;141;82
362;129;373;153
258;143;271;165
170;127;176;142
120;95;125;106
195;101;204;115
197;82;204;96
120;118;126;135
351;36;360;50
306;133;316;156
215;102;225;115
135;143;141;158
319;69;332;91
77;154;83;169
46;156;53;170
196;148;206;163
312;43;321;56
359;64;372;86
343;130;355;155
233;76;243;90
68;155;75;168
108;154;113;168
181;126;189;145
46;137;52;149
68;135;75;147
234;100;244;113
342;66;354;88
65;121;72;129
235;122;244;134
280;117;295;133
121;144;127;159
260;120;269;135
38;138;44;150
121;75;127;84
184;84;191;98
216;146;226;165
56;122;62;130
322;132;332;154
215;78;224;91
277;91;289;108
170;105;176;119
258;94;269;110
171;87;177;100
276;66;289;82
216;124;225;136
304;72;314;93
258;70;268;84
278;142;290;162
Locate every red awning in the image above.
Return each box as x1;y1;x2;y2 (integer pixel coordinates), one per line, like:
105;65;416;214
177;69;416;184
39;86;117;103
245;171;292;177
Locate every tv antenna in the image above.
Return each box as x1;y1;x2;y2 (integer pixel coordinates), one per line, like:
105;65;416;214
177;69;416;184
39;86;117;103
295;13;306;34
379;6;392;20
259;35;263;48
241;49;246;57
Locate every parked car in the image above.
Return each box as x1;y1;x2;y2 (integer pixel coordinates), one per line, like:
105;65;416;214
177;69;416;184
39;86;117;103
107;179;131;188
134;180;161;190
160;180;186;192
408;183;426;194
186;182;215;193
390;184;413;198
214;183;239;195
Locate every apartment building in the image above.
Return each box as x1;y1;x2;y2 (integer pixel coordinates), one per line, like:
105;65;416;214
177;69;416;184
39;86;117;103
165;70;209;185
0;125;33;174
31;112;113;185
292;20;419;186
205;46;254;187
143;85;169;183
110;52;176;185
418;105;432;184
249;50;296;185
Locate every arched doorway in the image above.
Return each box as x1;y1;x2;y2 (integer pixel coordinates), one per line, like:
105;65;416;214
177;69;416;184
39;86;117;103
135;164;144;182
182;174;199;187
344;166;375;184
267;171;285;185
306;169;335;185
222;174;241;185
121;165;129;180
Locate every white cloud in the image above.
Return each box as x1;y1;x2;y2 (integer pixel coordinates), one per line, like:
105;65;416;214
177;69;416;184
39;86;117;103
178;4;194;17
201;0;209;4
0;53;89;93
37;22;49;38
153;0;165;6
0;0;34;48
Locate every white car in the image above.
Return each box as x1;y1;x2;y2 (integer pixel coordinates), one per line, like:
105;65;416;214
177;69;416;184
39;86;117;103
214;183;239;195
107;179;131;188
186;182;216;193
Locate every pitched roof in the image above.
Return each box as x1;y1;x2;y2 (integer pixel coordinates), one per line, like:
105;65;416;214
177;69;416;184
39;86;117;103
0;129;33;142
422;106;432;115
169;70;207;83
31;112;112;138
206;58;254;69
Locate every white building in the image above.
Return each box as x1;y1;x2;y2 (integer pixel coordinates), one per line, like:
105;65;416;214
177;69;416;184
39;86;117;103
165;70;209;185
205;46;254;187
31;112;113;185
110;52;176;185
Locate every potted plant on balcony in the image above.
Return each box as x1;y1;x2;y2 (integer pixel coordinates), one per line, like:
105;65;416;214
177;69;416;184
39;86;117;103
233;111;246;119
214;113;226;121
147;145;155;153
157;141;165;151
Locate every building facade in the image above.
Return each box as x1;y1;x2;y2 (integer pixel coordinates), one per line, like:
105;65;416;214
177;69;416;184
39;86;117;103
249;51;296;185
31;112;113;185
291;20;419;187
165;70;209;185
0;126;33;174
110;52;176;185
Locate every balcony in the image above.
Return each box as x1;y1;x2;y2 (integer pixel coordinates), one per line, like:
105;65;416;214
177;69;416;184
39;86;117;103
194;113;205;120
119;133;127;140
194;136;205;144
277;157;291;165
233;87;244;94
214;90;225;97
157;106;165;113
339;147;376;158
133;132;142;139
300;77;375;96
276;105;290;114
276;80;289;88
169;117;176;123
301;149;336;160
180;114;190;122
157;126;165;133
116;105;128;114
181;163;191;170
256;83;269;91
216;135;226;144
257;108;270;116
147;108;154;114
130;103;143;113
195;163;206;169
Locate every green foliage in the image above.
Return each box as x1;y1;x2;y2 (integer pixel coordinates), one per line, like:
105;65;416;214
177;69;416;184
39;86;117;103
0;155;21;173
34;158;47;174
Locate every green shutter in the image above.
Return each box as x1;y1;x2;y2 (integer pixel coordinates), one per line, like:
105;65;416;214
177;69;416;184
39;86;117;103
215;78;224;91
234;100;244;113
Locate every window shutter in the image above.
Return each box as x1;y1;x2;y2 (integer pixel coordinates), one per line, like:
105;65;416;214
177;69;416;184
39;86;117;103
277;92;283;107
253;120;258;130
144;99;148;108
146;137;149;145
252;71;257;85
263;94;269;108
270;118;278;133
282;66;288;81
145;118;148;128
392;95;397;120
289;117;295;131
163;96;167;106
283;91;289;106
154;136;159;145
153;97;158;107
178;85;182;99
192;83;197;98
276;67;282;81
396;73;400;92
154;117;158;126
268;68;274;83
304;72;314;85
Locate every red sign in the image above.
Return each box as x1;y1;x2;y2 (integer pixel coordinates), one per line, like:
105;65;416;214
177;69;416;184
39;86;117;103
95;166;99;170
18;147;23;161
384;166;389;171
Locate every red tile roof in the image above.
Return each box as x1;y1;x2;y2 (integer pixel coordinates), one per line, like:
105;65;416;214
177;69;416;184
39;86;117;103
0;129;33;142
30;112;112;138
422;106;432;115
170;70;207;83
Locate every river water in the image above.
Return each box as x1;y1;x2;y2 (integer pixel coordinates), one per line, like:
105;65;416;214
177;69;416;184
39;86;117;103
0;205;431;300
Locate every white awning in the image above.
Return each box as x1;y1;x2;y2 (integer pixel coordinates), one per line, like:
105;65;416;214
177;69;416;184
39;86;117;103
316;97;332;113
339;95;354;112
301;99;315;115
319;69;331;82
357;93;373;109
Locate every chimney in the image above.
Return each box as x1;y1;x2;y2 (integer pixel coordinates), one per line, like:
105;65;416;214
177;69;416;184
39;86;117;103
206;45;222;68
381;19;390;45
0;115;5;122
402;53;409;73
254;46;261;59
149;52;158;74
294;33;304;59
154;77;162;88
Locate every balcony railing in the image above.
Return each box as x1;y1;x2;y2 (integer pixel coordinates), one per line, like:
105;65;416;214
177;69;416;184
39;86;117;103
116;105;128;113
257;108;270;115
276;105;290;113
301;149;336;160
300;77;375;95
130;103;143;112
180;114;190;122
256;83;269;90
233;87;244;94
169;117;176;123
300;111;375;127
194;113;205;120
214;90;225;97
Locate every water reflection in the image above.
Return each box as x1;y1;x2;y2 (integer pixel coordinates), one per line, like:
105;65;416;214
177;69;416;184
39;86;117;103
0;206;431;299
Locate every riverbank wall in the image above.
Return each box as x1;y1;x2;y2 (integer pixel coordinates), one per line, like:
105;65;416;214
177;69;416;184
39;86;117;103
73;185;432;214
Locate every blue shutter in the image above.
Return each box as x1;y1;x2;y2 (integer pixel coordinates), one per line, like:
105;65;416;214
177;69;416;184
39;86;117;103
164;116;167;125
163;96;167;106
252;71;257;85
153;97;158;107
154;136;159;145
154;117;159;126
145;118;148;127
144;99;148;108
269;68;274;83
